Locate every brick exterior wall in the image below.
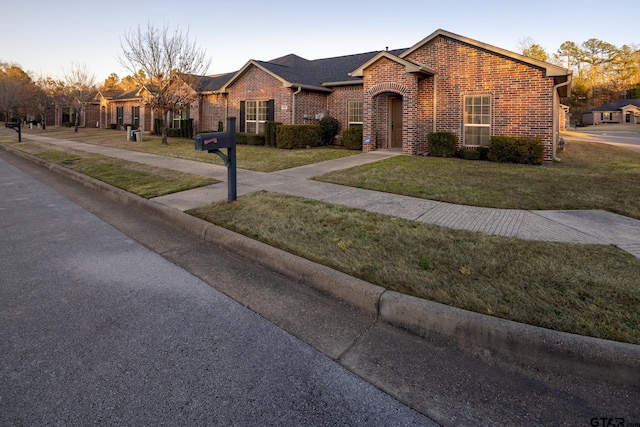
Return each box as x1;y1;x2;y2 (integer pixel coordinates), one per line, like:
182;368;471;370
226;66;293;132
198;94;226;131
327;85;363;144
404;35;556;161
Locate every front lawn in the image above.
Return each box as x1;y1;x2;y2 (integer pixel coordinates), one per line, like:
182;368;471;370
17;127;359;173
313;140;640;219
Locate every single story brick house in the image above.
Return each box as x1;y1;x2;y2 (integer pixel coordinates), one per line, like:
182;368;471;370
581;98;640;125
100;29;572;162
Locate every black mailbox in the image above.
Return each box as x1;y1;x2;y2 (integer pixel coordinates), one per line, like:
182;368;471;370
5;120;21;142
194;117;237;203
195;132;233;151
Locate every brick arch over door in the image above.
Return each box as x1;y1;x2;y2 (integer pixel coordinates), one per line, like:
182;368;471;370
365;82;411;97
363;82;417;153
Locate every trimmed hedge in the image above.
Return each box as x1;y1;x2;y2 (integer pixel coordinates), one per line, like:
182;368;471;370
488;136;544;165
456;146;489;161
427;132;457;157
276;124;322;149
236;132;266;145
154;119;194;139
342;126;363;150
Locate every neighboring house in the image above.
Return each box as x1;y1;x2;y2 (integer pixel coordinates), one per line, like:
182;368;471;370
581;99;640;125
54;93;100;128
98;88;152;131
100;29;572;162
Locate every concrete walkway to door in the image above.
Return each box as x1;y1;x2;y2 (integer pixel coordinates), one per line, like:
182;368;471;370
8;131;640;258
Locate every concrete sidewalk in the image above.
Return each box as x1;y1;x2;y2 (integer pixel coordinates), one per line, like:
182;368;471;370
17;132;640;258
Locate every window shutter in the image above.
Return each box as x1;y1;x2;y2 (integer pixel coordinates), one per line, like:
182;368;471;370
267;99;275;122
239;101;245;132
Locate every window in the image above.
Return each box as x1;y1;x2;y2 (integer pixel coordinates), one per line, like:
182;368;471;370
245;100;268;134
464;95;491;146
173;106;188;129
116;106;124;126
132;106;140;127
348;101;363;127
601;112;612;121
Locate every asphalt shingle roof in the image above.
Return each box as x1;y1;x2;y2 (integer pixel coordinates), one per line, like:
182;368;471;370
586;98;640;112
257;49;407;88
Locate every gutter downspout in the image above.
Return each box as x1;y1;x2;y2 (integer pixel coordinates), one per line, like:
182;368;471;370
291;86;302;124
433;74;438;133
552;76;572;162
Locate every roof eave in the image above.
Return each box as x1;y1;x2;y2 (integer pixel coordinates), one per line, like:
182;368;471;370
286;83;333;93
322;80;363;87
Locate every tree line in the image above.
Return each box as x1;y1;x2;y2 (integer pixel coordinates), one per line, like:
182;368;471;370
518;37;640;117
1;22;209;144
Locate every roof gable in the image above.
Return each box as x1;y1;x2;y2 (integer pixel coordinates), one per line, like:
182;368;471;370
401;29;570;78
349;51;435;77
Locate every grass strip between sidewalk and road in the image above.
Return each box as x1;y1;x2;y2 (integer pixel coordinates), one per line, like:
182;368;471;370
5;140;216;198
187;191;640;345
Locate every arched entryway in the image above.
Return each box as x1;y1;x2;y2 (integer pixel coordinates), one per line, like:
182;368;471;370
364;82;415;153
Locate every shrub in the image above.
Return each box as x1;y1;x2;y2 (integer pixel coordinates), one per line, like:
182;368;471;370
63;121;73;127
488;136;544;165
236;132;266;145
109;123;117;130
320;116;339;145
456;146;489;161
342;126;363;150
427;132;457;157
264;121;281;147
276;125;322;149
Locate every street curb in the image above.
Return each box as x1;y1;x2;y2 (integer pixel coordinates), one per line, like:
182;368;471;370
4;143;639;387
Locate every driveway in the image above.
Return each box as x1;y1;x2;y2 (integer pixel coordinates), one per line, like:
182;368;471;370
562;129;640;153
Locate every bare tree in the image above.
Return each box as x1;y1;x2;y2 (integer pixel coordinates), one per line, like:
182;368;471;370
118;21;211;145
61;62;97;132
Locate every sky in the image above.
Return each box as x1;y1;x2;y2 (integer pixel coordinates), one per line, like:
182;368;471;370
2;0;638;83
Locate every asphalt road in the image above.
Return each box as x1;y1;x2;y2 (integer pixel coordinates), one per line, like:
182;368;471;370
0;154;434;425
562;129;640;153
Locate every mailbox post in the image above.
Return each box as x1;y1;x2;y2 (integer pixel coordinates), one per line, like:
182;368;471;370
5;120;21;142
194;117;237;202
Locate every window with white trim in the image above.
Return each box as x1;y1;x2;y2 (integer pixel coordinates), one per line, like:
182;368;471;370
348;101;363;127
246;100;268;134
173;105;187;129
464;95;491;146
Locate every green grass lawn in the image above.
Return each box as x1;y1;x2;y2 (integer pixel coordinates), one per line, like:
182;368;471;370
7;140;216;198
17;127;359;172
188;191;640;345
313;140;640;219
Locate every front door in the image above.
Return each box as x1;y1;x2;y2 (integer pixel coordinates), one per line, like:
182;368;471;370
390;98;403;149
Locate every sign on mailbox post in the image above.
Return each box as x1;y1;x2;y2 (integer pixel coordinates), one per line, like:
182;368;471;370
194;117;237;202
